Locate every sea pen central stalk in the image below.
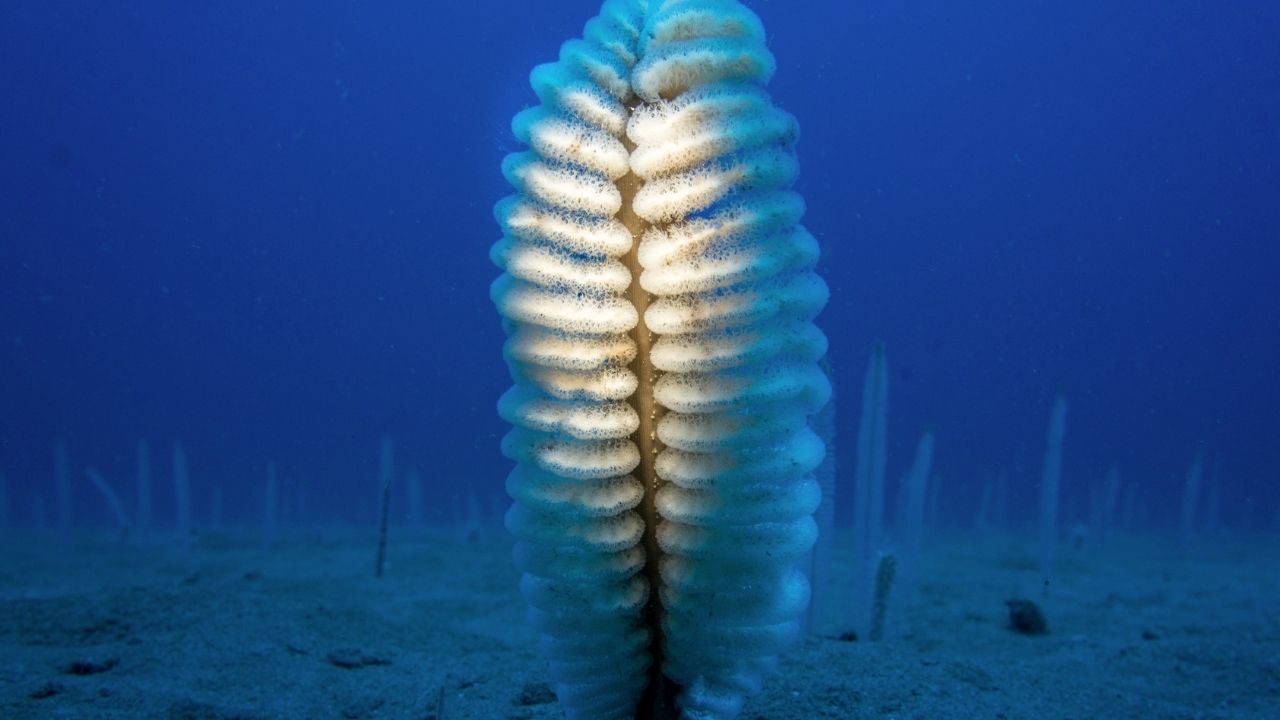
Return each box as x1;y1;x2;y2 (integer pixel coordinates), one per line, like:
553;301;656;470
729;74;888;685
617;128;677;720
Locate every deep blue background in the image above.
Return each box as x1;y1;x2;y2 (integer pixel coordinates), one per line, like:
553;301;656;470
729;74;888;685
1;1;1277;529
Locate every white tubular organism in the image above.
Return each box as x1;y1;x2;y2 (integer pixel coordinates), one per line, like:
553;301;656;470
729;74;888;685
492;2;827;718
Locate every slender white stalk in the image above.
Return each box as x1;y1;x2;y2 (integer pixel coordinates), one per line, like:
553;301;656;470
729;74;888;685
375;437;394;577
975;475;994;531
407;470;424;530
897;429;935;634
903;431;934;569
463;493;484;543
210;486;223;529
1100;466;1121;541
995;472;1010;530
851;342;889;636
55;439;71;537
87;468;129;541
173;442;191;550
0;469;9;530
377;437;394;519
1180;454;1203;552
927;474;943;531
264;461;278;549
1204;483;1220;535
136;440;151;542
1039;394;1067;590
868;552;897;642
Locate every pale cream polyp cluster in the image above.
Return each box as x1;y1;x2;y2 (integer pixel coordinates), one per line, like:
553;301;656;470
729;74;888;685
492;1;829;718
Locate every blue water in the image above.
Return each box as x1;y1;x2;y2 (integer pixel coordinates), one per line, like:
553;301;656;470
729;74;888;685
1;0;1276;566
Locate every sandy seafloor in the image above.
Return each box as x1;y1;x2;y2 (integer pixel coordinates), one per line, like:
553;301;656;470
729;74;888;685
1;526;1277;720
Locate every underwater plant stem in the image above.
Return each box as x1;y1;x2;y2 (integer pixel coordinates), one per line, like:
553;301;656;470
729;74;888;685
869;552;897;641
375;437;394;578
375;477;391;578
618;136;678;719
